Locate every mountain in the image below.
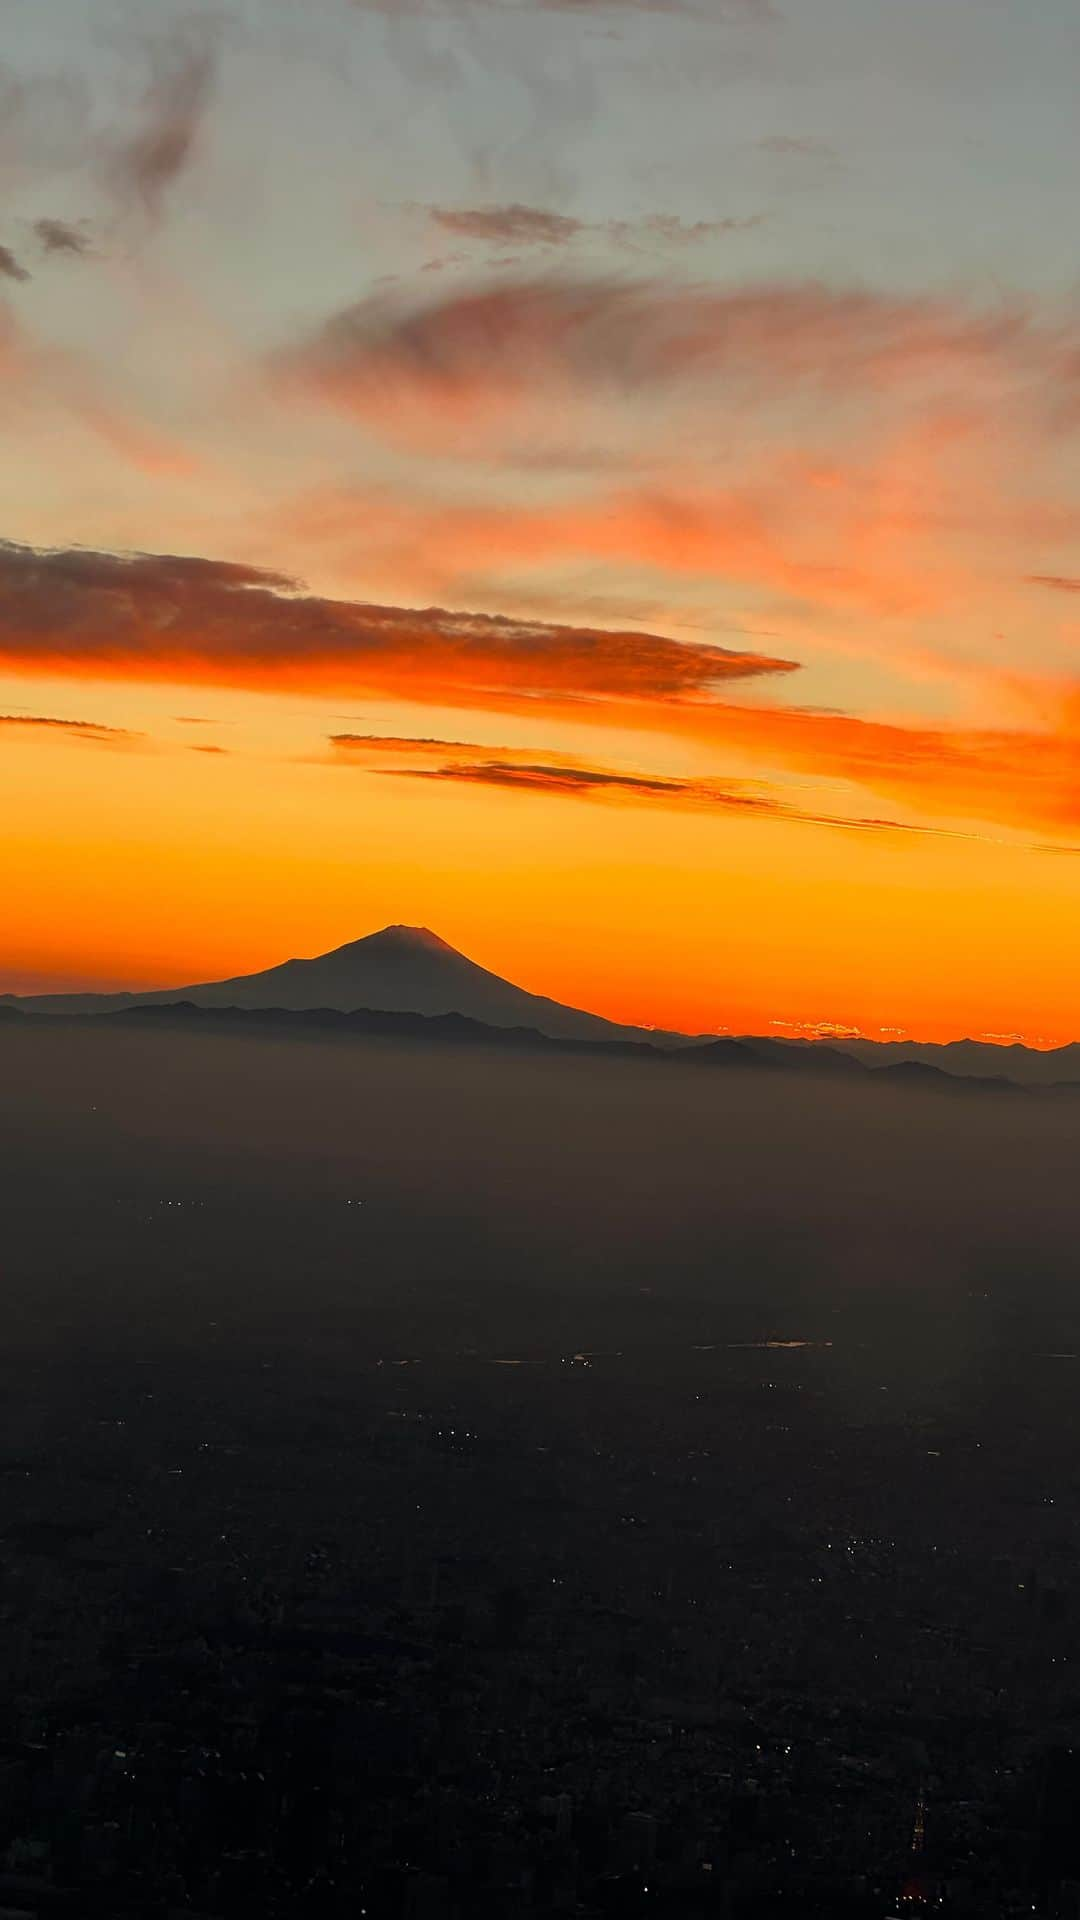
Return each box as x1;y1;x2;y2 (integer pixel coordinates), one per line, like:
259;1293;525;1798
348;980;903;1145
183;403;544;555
2;926;1070;1086
6;998;1032;1093
815;1035;1080;1087
726;1035;867;1077
0;925;692;1050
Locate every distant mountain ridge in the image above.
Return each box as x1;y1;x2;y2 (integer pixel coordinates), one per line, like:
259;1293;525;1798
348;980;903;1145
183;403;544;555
2;923;1074;1085
826;1034;1080;1087
0;997;1037;1092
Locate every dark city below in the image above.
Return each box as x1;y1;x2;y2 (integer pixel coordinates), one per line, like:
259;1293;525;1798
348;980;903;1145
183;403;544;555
2;1019;1080;1916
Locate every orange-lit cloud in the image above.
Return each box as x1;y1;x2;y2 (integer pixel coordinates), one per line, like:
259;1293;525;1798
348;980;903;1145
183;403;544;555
0;293;198;479
278;471;964;620
0;712;135;741
333;691;1080;844
8;534;1080;841
1029;574;1080;595
656;696;1080;840
0;536;797;700
328;729;1080;850
278;276;1080;455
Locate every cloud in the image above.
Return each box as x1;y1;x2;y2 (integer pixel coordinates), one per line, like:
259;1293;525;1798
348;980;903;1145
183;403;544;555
0;62;91;184
107;23;217;220
327;727;828;812
0;278;194;480
277;475;942;619
0;536;796;704
67;400;198;479
277;276;1080;459
759;135;838;161
405;758;776;803
0;712;134;741
1028;574;1080;594
430;204;584;247
537;0;769;12
33;217;92;258
0;242;29;284
327;730;1069;849
424;203;760;251
354;0;769;15
648;694;1080;842
324;686;1080;846
8;536;1080;843
619;213;762;246
275;277;1080;649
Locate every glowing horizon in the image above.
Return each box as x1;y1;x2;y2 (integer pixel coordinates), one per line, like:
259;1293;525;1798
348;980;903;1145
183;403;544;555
3;0;1080;1046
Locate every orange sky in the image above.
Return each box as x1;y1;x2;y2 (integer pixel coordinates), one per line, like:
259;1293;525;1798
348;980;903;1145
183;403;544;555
3;0;1080;1043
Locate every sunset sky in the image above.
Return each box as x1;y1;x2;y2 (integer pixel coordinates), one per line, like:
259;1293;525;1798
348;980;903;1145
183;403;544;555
3;0;1080;1040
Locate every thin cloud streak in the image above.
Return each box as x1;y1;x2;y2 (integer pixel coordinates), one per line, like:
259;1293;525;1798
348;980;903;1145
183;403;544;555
328;730;1075;852
424;203;761;249
353;0;771;16
0;712;135;741
1028;574;1080;594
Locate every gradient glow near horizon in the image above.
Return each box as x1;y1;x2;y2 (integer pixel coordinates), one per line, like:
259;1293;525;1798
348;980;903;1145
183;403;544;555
2;0;1080;1042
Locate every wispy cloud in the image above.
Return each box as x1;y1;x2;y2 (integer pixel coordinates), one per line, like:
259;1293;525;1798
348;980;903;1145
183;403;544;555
429;204;584;246
278;276;1080;462
0;242;29;284
328;731;1072;850
759;134;838;161
33;217;93;258
275;472;951;620
1028;574;1080;594
0;712;135;741
423;202;761;250
354;0;771;16
107;23;217;221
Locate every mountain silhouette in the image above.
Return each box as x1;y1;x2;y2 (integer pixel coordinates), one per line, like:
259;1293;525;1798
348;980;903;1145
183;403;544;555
0;924;691;1049
2;925;1071;1087
828;1035;1080;1086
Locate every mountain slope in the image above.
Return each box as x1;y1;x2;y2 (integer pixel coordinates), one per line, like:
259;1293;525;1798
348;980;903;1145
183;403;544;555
0;925;691;1049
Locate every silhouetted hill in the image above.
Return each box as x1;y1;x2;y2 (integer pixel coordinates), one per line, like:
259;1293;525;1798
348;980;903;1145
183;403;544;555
729;1035;867;1077
99;1000;663;1059
830;1035;1080;1086
675;1036;782;1071
871;1058;1019;1094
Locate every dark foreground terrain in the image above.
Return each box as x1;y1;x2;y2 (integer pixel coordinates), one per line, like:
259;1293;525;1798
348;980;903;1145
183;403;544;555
3;1020;1080;1916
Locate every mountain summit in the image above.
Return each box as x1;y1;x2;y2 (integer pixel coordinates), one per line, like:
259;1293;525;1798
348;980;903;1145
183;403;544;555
1;925;690;1048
